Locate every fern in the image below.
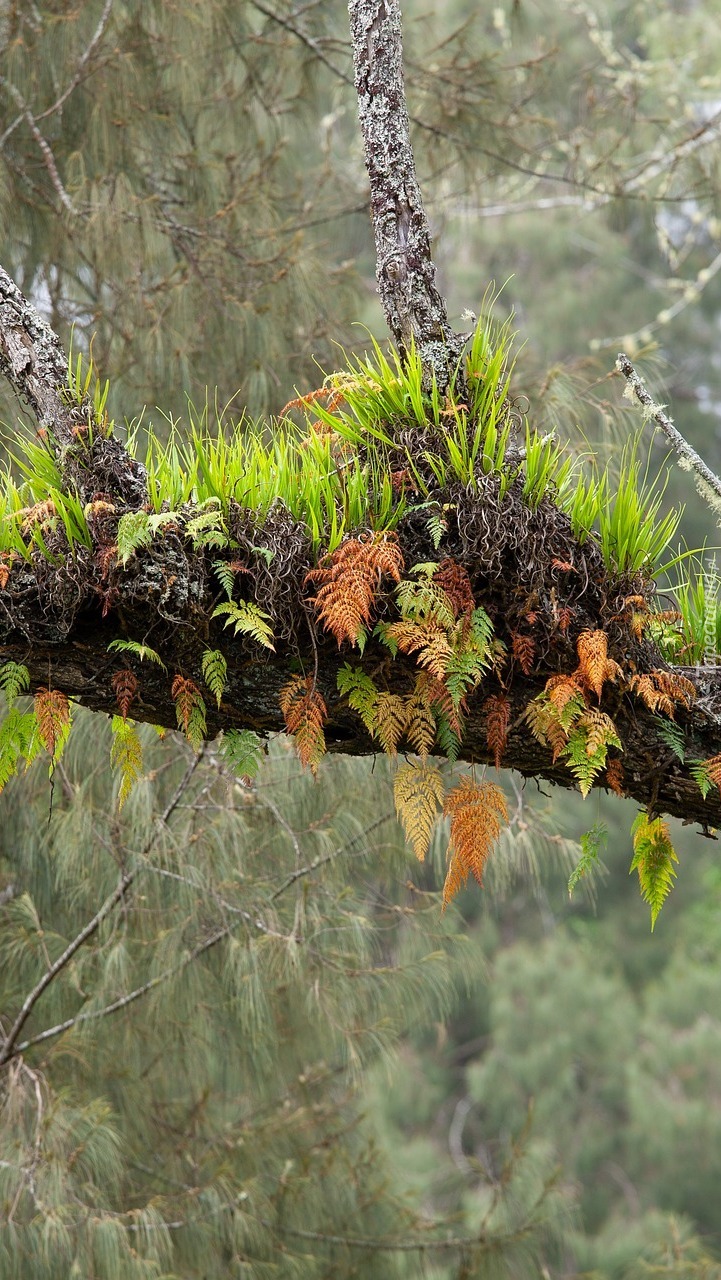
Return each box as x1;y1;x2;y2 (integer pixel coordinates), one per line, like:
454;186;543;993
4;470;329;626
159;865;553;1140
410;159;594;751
630;670;696;718
654;716;686;760
372;692;408;756
427;511;446;549
568;822;608;896
561;709;621;798
0;707;39;791
116;511;151;565
202;649;227;708
34;687;72;766
394;761;444;861
0;661;30;705
213;559;240;600
630;811;679;930
211;601;275;650
279;675;327;775
511;632;536;676
110;716;143;808
404;674;437;758
185;506;229;550
337;665;379;736
171;676;207;750
306;532;404;646
442;777;508;907
220;729;264;781
445;611;495;708
690;759;713;799
434;710;461;763
112;669;139;721
484;693;510;770
107;638;167;669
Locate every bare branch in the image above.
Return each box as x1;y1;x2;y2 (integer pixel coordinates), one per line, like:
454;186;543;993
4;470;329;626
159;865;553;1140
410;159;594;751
616;353;721;507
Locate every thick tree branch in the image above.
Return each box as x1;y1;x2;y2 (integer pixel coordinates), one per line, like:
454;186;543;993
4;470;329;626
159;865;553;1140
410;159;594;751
348;0;466;386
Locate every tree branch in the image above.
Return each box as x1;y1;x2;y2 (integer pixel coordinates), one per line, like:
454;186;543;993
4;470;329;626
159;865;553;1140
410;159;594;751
616;353;721;507
348;0;466;386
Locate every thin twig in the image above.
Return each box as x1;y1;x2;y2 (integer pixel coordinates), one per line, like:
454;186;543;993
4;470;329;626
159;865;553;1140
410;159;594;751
616;353;721;506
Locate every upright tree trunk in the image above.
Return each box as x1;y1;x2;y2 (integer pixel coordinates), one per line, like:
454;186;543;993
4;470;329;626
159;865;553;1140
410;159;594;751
348;0;466;388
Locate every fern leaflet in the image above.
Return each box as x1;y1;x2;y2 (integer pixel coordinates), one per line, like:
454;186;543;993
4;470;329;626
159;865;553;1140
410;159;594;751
112;669;138;721
171;676;207;750
34;688;71;765
116;511;151;565
568;822;608;896
107;638;166;669
279;675;327;774
220;729;264;781
0;661;30;705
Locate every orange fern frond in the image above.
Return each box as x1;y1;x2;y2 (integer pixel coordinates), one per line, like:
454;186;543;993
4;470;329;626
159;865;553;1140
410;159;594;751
394;760;444;861
112;669;139;722
171;676;207;749
546;674;585;712
442;778;508;907
703;753;721;792
279;674;327;774
305;532;404;646
557;605;573;634
511;632;536;676
34;688;70;761
605;757;626;796
484;693;510;770
576;630;622;699
280;385;346;417
630;670;696;718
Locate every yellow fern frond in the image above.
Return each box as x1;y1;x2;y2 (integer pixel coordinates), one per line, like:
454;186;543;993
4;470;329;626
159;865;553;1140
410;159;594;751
442;778;508;907
384;619;453;681
373;692;408;756
394;760;444;861
581;708;620;758
404;674;437;758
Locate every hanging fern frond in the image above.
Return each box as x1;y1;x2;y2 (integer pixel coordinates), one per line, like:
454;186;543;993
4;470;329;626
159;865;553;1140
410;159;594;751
630;812;679;930
211;601;275;650
337;665;380;737
568;821;608;896
404;673;437;758
605;757;626;796
0;707;39;791
110;716;143;809
394;760;444;861
107;638;167;669
561;709;621;797
34;688;71;765
442;777;508;907
372;692;408;756
220;729;264;781
306;532;404;646
279;675;327;774
201;649;227;708
171;676;207;750
630;670;696;718
654;717;686;760
511;632;536;676
0;661;30;705
484;693;510;770
112;669;139;722
433;559;475;621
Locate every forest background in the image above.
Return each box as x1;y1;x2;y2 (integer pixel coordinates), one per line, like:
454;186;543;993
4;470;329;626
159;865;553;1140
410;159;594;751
3;0;721;1276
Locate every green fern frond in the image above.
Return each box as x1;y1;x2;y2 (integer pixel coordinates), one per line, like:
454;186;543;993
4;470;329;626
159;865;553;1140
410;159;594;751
201;649;227;708
213;560;237;600
110;716;144;809
220;728;264;780
116;511;151;565
689;759;713;798
211;601;275;649
0;661;30;705
568;822;608;895
0;707;38;792
107;639;167;669
630;811;679;930
336;665;379;735
185;506;229;550
655;717;686;761
434;710;461;763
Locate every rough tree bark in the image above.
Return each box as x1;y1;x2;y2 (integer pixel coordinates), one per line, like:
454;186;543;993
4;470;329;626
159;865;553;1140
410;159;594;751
348;0;467;388
1;6;721;835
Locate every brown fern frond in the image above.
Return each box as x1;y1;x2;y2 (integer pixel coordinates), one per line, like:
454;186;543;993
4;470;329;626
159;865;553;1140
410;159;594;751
433;559;475;621
484;693;510;770
442;778;508;907
35;688;70;760
511;632;536;676
171;676;199;735
404;673;437;758
650;670;696;709
703;754;721;792
112;669;139;721
605;757;626;796
305;532;404;646
557;606;573;634
394;761;444;861
279;675;327;774
630;670;696;718
576;630;622;699
18;499;56;534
